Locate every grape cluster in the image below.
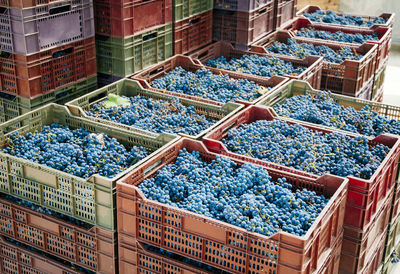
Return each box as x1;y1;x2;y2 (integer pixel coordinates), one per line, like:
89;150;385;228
139;149;329;237
87;96;215;135
267;38;363;63
391;251;400;263
2;123;149;179
222;120;389;179
295;28;379;44
303;9;387;27
205;55;307;77
273;91;400;137
151;67;269;103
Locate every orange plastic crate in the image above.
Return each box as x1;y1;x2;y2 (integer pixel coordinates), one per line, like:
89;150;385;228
0;195;117;273
174;10;213;55
0;236;82;274
189;41;323;89
203;105;400;231
251;30;378;97
117;138;348;274
94;0;173;38
0;37;96;99
282;17;392;71
132;54;288;107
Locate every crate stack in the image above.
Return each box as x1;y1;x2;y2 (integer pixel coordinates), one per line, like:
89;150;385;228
0;0;98;124
173;0;213;55
94;0;175;86
212;0;296;50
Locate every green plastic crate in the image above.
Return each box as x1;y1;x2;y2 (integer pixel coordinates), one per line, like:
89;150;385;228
0;76;98;124
381;213;400;274
372;57;388;101
96;23;173;78
0;104;179;231
173;0;213;22
66;79;244;139
257;79;400;125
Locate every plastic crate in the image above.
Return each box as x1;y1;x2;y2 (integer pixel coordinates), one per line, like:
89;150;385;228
174;10;212;55
117;138;348;274
0;76;97;124
119;241;214;273
0;0;83;8
66;78;243;140
319;232;343;274
381;213;400;274
94;0;172;38
0;37;96;99
355;74;373;101
372;57;388;101
373;87;384;103
0;104;179;231
0;236;84;274
283;18;392;71
132;54;288;107
340;189;392;270
96;23;173;78
273;0;297;29
251;31;378;97
0;0;94;55
173;0;213;22
257;79;400;122
97;73;123;88
203;105;400;231
0;195;117;273
188;41;324;89
213;2;274;50
213;0;272;12
340;224;388;274
296;5;395;30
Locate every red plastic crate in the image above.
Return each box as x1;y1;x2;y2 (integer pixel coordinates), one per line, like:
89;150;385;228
0;37;96;99
274;0;297;29
94;0;172;37
251;31;378;97
119;241;212;273
319;232;343;274
354;75;373;100
213;2;274;49
296;5;395;30
341;189;392;259
283;18;392;71
117;138;348;274
189;41;323;89
0;236;82;274
0;196;117;273
132;54;288;107
202;105;400;231
339;223;388;274
0;0;87;8
174;10;212;55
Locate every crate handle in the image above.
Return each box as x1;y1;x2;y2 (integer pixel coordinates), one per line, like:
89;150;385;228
144;159;163;175
258;8;267;15
143;32;157;41
49;4;71;15
149;66;164;76
222;121;236;134
190;18;200;25
52;47;73;58
89;91;107;104
197;51;209;59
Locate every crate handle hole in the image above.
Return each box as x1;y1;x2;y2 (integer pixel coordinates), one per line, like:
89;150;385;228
89;92;107;104
52;47;73;58
0;7;7;14
197;51;209;59
222;122;236;134
150;67;164;76
190;18;200;25
258;8;267;15
49;5;71;15
143;33;157;41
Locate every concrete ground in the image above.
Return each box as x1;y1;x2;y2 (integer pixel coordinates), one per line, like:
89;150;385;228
382;45;400;105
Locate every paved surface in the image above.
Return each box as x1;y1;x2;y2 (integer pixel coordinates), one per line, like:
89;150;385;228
382;47;400;106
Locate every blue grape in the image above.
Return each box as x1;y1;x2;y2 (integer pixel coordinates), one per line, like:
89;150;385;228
205;55;307;77
295;27;379;44
151;67;268;103
222;119;389;179
139;149;330;237
273;90;400;137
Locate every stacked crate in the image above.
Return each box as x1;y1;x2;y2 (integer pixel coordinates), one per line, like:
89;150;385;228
173;0;213;55
0;0;97;123
94;0;174;86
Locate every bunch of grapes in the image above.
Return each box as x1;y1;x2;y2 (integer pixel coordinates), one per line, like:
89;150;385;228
295;27;379;44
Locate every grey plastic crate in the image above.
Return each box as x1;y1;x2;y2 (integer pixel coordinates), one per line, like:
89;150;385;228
0;104;179;231
213;0;272;12
0;0;94;55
